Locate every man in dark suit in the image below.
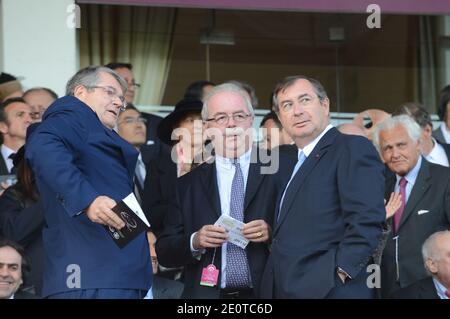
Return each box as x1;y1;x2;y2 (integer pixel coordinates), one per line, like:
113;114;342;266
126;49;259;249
432;85;450;145
373;115;450;298
391;230;450;299
116;104;151;203
0;97;33;175
394;103;450;167
25;66;152;298
260;75;386;299
156;83;295;299
0;237;38;299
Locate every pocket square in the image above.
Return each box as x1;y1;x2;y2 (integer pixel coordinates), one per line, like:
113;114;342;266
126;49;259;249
417;210;429;215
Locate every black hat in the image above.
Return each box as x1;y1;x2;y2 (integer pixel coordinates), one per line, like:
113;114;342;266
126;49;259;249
157;97;203;145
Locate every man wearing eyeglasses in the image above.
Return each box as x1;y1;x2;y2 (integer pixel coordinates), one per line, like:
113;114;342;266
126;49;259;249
260;75;385;299
25;66;152;299
156;83;296;299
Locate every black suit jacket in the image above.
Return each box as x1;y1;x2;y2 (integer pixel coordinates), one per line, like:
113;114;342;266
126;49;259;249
261;128;386;299
0;152;9;175
142;148;177;236
390;277;440;299
381;158;450;298
156;146;297;299
13;290;40;299
0;186;44;296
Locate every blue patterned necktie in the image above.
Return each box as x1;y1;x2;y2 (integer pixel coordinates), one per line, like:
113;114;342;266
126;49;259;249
226;160;251;289
278;151;306;221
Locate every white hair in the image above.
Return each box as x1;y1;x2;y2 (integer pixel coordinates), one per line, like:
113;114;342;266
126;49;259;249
422;230;450;274
201;83;254;120
372;114;421;154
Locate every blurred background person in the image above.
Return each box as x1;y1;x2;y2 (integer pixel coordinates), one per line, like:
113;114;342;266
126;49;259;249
143;97;204;236
0;72;23;102
0;131;44;296
394;102;450;167
183;80;215;101
260;111;293;149
105;62;163;157
22;87;57;123
433;85;450;145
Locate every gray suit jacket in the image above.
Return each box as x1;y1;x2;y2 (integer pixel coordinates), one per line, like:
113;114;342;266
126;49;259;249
381;158;450;298
432;126;447;145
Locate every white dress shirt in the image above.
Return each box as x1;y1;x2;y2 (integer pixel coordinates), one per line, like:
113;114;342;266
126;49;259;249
433;277;449;299
440;124;450;144
394;156;422;204
426;138;449;167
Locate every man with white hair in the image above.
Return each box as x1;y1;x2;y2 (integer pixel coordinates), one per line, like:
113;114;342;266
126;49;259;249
391;230;450;299
156;83;296;299
373;115;450;298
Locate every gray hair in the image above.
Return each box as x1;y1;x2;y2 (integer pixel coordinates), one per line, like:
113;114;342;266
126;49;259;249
65;66;127;96
422;230;450;274
202;83;254;120
372;114;421;154
226;80;258;108
272;75;328;112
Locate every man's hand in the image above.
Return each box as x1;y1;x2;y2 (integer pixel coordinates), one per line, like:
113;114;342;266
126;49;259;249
193;225;228;250
242;219;271;243
86;196;125;229
385;192;402;220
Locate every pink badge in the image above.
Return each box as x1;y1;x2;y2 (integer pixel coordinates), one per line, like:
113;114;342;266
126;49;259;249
200;264;219;287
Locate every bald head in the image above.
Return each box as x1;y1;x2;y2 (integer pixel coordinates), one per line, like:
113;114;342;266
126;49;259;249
337;123;366;137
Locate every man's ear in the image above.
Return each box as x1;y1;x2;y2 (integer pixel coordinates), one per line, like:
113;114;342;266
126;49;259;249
73;85;86;100
0;121;8;135
426;258;438;274
321;97;330;116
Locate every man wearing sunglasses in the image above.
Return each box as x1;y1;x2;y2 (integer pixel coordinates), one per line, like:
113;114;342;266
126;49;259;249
25;66;152;299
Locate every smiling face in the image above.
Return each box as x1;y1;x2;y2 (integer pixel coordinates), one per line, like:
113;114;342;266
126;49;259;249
0;246;23;299
74;72;125;130
379;124;421;176
276;79;329;149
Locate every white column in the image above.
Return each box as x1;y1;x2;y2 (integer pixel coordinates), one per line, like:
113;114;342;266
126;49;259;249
0;0;78;97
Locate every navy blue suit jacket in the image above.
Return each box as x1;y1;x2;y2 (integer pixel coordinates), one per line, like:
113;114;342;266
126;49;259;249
260;128;386;298
26;96;152;297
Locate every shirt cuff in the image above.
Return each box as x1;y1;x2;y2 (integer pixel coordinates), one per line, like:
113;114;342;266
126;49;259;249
190;232;205;260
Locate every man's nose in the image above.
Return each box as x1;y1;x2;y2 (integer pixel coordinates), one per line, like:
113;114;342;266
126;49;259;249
292;102;305;115
0;265;8;277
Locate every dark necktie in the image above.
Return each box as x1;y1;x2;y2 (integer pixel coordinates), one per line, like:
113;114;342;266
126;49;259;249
8;153;16;174
225;160;251;289
394;177;407;234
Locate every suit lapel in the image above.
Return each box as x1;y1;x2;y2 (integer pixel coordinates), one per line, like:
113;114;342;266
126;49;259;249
398;158;430;232
199;161;221;217
419;278;440;299
0;155;8;175
274;128;338;235
104;128;137;183
244;148;264;211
